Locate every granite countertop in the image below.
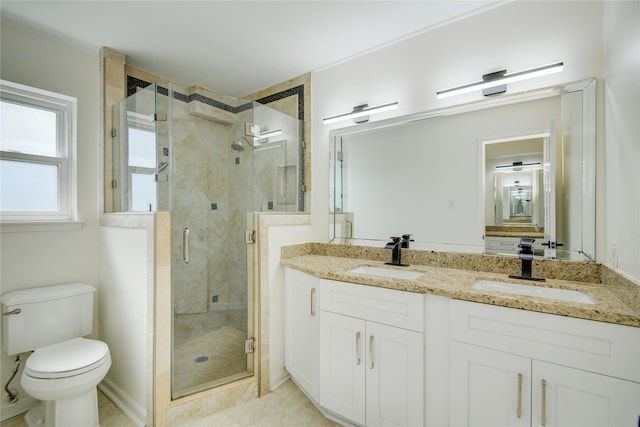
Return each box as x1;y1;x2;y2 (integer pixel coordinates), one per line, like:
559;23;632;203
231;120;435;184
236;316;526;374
281;254;640;328
485;225;544;238
485;231;545;238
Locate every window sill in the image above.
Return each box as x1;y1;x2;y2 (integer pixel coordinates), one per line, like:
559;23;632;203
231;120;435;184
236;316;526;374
0;220;85;233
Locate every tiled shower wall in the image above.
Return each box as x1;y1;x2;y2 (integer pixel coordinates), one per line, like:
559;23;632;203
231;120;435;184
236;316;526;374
171;88;232;314
164;84;255;318
123;68;308;344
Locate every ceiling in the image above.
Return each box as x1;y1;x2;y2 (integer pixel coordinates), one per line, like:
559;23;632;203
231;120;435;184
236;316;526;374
1;1;500;98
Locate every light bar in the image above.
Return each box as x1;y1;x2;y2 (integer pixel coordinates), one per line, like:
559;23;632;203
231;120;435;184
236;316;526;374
322;102;399;125
255;129;282;141
496;161;542;171
436;61;564;100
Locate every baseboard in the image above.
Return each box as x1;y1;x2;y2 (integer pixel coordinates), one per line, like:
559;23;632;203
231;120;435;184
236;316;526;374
269;371;290;391
98;378;146;427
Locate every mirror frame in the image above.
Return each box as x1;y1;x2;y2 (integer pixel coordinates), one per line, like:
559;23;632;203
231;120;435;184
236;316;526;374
329;78;596;260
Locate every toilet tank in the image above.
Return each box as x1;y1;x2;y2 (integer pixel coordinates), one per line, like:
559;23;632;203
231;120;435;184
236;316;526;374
1;283;95;356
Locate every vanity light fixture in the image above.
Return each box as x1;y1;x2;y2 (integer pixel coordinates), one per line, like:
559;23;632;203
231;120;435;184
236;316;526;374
496;161;542;171
436;61;564;100
322;102;399;125
255;128;283;141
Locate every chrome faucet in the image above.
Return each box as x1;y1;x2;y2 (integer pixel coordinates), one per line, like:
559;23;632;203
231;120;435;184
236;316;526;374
509;238;545;281
385;236;409;266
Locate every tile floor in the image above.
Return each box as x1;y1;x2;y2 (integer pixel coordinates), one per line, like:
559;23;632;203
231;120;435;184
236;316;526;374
1;380;340;427
180;379;340;427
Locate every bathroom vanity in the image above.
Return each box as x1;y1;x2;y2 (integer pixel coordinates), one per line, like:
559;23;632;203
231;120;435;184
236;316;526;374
282;246;640;427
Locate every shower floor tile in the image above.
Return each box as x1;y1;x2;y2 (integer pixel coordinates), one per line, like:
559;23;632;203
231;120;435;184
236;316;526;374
173;325;250;396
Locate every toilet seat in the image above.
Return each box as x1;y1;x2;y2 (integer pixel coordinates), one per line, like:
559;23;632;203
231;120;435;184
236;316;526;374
24;337;110;379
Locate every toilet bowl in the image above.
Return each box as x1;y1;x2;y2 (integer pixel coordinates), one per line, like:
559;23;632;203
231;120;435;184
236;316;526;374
1;283;112;427
21;337;112;427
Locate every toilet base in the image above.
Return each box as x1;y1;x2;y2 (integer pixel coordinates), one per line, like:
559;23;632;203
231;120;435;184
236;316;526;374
25;404;45;427
24;388;100;427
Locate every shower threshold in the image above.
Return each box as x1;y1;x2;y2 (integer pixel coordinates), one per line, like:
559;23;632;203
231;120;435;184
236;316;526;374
173;371;253;399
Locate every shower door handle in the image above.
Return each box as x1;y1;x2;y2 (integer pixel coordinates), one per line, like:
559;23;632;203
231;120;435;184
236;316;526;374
183;227;190;264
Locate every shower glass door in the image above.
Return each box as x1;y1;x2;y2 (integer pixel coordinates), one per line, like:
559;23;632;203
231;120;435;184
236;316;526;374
170;92;256;398
170;97;301;398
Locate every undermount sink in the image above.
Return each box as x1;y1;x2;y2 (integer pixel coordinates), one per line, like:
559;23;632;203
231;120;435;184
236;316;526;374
348;266;423;280
472;279;595;304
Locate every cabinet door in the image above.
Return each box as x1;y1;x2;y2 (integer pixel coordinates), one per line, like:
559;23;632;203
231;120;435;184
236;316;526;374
284;268;320;401
320;311;366;425
366;321;424;427
532;360;640;427
451;341;531;427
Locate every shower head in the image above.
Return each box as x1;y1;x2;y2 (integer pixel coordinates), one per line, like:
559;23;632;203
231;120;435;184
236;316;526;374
231;137;248;152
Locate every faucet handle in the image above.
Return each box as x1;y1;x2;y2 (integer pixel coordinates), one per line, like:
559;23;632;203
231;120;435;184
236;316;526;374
401;234;414;249
389;236;401;243
518;238;534;248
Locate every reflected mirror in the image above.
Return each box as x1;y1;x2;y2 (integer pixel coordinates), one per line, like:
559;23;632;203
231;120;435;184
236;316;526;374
330;79;596;260
484;136;546;256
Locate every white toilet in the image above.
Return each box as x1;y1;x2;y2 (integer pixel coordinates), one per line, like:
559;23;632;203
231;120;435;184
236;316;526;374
1;283;111;427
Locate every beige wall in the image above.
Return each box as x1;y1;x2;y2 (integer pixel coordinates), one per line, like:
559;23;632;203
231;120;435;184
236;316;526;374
98;224;150;424
0;19;100;419
603;1;640;281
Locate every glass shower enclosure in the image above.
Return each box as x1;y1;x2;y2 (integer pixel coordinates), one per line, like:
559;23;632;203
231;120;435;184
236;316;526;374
112;82;302;398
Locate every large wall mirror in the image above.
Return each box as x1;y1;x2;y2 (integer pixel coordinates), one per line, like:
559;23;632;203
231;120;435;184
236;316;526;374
330;78;596;260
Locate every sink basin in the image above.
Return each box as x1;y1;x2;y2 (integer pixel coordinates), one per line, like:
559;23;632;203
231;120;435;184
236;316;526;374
472;279;595;304
348;266;423;280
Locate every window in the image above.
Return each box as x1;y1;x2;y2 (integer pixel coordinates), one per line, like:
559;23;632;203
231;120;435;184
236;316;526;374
126;125;157;212
0;80;77;223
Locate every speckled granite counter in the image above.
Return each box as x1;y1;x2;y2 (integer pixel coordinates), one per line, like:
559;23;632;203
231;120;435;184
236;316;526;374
485;231;545;238
281;244;640;328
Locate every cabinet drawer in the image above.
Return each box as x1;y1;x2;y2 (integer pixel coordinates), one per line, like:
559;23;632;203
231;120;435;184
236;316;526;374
320;279;424;332
451;300;640;382
485;237;519;250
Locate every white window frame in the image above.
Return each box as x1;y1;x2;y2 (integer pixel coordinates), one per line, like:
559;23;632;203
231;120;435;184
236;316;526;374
0;80;78;227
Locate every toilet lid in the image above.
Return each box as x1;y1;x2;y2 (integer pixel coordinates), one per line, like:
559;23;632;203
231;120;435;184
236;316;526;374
25;337;110;379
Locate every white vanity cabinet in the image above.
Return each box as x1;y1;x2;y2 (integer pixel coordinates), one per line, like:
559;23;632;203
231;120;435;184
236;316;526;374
284;267;320;402
451;342;531;427
450;300;640;427
319;279;424;427
530;360;640;427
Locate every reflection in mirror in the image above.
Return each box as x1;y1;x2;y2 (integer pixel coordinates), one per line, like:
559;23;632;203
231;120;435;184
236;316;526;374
484;137;546;256
330;79;596;260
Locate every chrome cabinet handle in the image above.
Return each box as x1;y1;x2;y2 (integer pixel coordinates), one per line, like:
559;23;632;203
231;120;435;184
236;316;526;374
517;373;523;418
369;335;374;370
310;288;316;317
355;332;361;365
541;379;547;426
183;227;190;264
